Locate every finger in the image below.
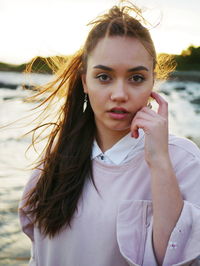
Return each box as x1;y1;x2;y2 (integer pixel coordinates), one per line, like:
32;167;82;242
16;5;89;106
142;107;168;123
131;119;152;137
150;91;168;117
131;114;152;137
141;106;157;117
131;123;139;138
134;109;156;121
131;109;153;138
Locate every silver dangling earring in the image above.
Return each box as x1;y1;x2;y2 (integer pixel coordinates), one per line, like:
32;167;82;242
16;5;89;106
83;94;88;112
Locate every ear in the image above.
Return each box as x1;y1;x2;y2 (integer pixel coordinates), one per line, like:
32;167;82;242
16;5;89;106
81;74;88;93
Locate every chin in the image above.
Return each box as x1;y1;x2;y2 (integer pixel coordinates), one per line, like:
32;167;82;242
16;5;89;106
111;125;131;133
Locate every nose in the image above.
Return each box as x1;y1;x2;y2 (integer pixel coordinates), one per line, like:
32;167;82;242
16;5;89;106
110;80;128;102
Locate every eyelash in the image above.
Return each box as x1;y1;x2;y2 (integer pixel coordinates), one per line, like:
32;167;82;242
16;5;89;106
95;74;111;82
95;73;145;83
129;75;145;83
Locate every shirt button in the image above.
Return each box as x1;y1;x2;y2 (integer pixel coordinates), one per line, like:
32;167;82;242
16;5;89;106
100;155;104;160
169;241;177;249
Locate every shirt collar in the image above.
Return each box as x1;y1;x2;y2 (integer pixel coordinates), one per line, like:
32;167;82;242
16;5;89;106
92;129;144;165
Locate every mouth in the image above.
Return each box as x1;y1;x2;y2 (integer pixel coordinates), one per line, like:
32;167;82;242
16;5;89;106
108;107;129;119
109;107;129;114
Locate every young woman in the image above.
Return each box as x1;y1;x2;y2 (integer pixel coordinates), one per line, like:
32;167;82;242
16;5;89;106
19;2;200;266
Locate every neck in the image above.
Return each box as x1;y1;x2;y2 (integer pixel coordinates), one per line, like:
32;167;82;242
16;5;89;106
95;128;130;153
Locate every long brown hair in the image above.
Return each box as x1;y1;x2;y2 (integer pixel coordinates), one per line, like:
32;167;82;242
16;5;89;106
24;1;174;237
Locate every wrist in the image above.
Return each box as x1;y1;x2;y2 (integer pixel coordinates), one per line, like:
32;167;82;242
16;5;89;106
147;154;172;170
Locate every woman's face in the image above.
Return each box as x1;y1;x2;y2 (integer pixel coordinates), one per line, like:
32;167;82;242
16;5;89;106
82;36;154;139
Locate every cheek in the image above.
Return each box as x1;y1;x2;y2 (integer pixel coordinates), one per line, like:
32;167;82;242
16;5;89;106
88;87;108;103
131;89;151;105
141;85;152;98
142;91;152;102
88;92;101;111
140;95;151;107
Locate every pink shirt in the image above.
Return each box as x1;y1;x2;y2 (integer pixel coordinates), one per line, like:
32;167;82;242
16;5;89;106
19;135;200;266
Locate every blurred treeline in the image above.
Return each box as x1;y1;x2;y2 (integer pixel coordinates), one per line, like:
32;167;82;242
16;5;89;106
0;45;200;74
175;45;200;70
0;56;61;74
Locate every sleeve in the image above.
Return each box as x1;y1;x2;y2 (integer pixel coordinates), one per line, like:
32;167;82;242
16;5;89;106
116;200;200;266
116;155;200;266
18;168;41;265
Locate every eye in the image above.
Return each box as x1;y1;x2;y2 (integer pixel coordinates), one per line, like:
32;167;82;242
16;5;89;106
96;73;111;82
129;74;145;83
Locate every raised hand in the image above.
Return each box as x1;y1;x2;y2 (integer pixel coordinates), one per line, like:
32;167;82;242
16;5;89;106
131;91;169;166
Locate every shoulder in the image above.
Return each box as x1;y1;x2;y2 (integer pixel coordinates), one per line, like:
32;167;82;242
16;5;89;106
168;135;200;173
168;135;200;204
168;134;200;160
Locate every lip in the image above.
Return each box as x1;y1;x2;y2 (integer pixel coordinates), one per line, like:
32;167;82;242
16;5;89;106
109;107;129;113
108;107;129;120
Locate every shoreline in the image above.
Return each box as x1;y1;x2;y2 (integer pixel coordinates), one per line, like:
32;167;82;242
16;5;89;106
169;71;200;82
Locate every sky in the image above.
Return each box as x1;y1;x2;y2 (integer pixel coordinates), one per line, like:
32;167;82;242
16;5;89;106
0;0;200;64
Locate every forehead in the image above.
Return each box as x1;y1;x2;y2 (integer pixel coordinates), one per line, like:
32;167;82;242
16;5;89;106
87;36;154;70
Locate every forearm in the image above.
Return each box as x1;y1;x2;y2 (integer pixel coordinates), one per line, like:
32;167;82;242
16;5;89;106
149;157;184;265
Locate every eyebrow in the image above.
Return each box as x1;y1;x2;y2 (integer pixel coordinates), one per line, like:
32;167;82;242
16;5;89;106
93;64;149;72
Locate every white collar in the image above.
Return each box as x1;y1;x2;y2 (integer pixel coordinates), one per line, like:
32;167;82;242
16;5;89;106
92;129;144;165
